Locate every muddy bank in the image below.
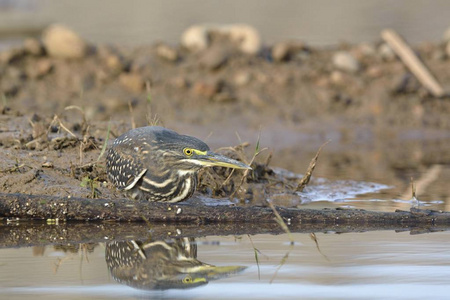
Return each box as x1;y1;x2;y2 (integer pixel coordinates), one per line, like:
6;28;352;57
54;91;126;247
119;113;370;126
1;25;450;206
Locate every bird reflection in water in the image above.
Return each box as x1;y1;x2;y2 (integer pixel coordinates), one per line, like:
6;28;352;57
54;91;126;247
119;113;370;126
105;237;246;290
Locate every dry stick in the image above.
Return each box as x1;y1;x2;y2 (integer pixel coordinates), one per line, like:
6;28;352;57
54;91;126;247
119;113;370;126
381;29;446;98
296;140;330;192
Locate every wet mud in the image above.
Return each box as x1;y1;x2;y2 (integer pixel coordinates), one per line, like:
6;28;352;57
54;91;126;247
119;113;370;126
1;27;450;208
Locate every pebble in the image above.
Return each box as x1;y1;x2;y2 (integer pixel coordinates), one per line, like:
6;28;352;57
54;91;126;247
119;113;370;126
170;76;189;89
181;25;209;52
192;80;221;99
332;51;360;73
0;48;25;64
272;41;306;62
442;27;450;43
199;46;228;69
233;71;251;86
354;43;376;59
272;42;291;62
26;58;53;78
119;73;144;93
445;41;450;58
42;24;88;59
156;43;179;62
225;24;261;55
330;70;346;85
379;43;396;61
181;23;261;55
213;91;235;102
23;38;44;56
104;54;125;73
366;65;383;78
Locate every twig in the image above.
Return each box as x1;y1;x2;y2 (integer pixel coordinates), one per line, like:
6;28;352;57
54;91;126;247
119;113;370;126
381;29;446;97
51;115;77;138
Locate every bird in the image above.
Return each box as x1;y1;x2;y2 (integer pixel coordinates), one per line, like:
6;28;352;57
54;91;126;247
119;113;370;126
106;126;250;202
105;237;246;290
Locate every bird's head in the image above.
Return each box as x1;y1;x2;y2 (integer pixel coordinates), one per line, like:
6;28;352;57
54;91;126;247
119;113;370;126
151;128;251;173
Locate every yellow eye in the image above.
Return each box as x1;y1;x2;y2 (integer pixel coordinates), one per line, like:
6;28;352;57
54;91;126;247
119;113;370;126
183;276;192;283
183;148;194;156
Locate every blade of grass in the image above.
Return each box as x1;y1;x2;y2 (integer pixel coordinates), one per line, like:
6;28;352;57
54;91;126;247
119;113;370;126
296;140;330;192
97;120;111;162
266;200;294;244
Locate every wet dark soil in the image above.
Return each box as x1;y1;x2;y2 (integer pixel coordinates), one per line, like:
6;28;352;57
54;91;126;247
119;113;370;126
1;31;450;204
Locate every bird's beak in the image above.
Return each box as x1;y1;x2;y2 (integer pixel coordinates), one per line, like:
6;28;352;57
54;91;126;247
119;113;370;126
196;151;251;170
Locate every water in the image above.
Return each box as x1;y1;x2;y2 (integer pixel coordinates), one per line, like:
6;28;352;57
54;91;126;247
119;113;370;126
1;230;450;300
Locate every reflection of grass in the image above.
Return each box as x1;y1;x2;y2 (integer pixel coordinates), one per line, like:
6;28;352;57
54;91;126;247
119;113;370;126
310;233;329;261
270;243;294;284
267;200;294;244
248;234;268;280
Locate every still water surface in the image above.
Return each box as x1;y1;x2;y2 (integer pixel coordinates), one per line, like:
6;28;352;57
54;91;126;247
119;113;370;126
1;229;450;300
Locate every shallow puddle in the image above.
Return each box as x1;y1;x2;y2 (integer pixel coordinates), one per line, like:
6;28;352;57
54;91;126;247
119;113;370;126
1;229;450;300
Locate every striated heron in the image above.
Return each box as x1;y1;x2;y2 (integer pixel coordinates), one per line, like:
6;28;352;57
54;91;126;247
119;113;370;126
106;126;250;202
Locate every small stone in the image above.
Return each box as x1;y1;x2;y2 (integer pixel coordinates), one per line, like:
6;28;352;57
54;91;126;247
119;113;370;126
199;46;228;69
192;80;220;99
442;27;450;43
0;80;19;97
432;48;445;61
330;71;346;85
226;24;261;55
26;58;53;78
445;41;450;58
272;42;291;62
355;43;376;58
366;65;383;78
42;24;87;59
119;73;144;93
379;43;396;61
0;48;25;64
104;54;125;73
181;25;209;52
23;38;44;56
271;41;305;62
213;91;235;102
156;43;179;62
170;76;188;89
332;51;360;73
233;71;251;86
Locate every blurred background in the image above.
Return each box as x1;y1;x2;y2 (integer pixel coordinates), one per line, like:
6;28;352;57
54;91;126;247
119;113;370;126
1;0;450;48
